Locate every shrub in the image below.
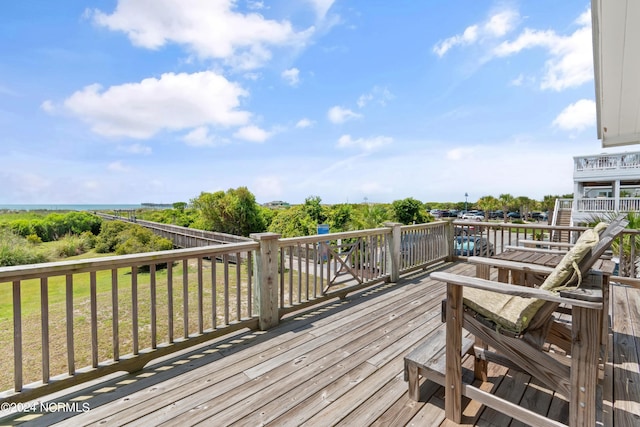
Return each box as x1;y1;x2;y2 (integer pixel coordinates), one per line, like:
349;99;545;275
94;221;131;253
26;234;42;244
53;234;89;258
95;221;173;256
0;229;48;266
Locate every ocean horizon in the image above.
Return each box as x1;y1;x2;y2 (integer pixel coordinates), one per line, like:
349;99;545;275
0;204;145;211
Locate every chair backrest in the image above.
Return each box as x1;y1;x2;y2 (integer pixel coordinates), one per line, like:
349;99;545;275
539;214;628;292
577;213;628;276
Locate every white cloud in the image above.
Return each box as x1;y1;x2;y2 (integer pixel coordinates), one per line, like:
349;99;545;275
281;67;300;86
433;9;519;57
509;74;524;86
91;0;314;70
337;134;392;151
61;71;251;139
119;143;152;154
107;161;130;172
492;9;593;91
357;86;394;108
296;118;314;128
183;126;217;147
247;1;266;10
253;175;284;200
40;100;55;113
306;0;336;21
446;147;475;161
327;106;363;124
233;125;271;142
553;99;596;132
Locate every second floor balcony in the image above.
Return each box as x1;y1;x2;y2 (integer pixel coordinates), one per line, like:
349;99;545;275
574;151;640;181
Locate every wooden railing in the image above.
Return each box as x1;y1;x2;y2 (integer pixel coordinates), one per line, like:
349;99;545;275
3;218;633;403
0;222;450;403
451;219;640;277
97;213;252;247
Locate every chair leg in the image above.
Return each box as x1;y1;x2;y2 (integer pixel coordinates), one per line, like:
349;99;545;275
473;337;488;381
569;305;599;427
445;283;463;424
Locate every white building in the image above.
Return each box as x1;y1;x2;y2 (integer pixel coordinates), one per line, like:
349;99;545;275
569;151;640;225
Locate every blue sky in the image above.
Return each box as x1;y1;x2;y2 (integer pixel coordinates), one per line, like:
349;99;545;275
0;0;616;205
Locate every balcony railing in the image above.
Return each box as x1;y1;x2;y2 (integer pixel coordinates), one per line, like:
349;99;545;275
0;222;449;404
574;152;640;173
1;219;635;406
569;197;640;213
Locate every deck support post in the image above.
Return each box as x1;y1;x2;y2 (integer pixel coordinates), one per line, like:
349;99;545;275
384;222;402;283
250;232;281;330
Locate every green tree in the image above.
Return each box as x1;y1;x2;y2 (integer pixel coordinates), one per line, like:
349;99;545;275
476;195;499;219
498;193;515;222
267;206;317;237
391;197;428;225
191;187;266;236
303;195;327;224
515;196;534;219
173;202;187;212
327;203;353;232
353;204;390;229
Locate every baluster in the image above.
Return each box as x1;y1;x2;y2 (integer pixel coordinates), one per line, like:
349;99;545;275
297;243;302;303
13;280;23;392
182;259;189;339
197;258;203;334
224;254;230;326
131;266;139;355
90;271;98;367
40;278;49;383
280;248;286;307
288;247;294;304
167;263;174;343
66;274;75;374
211;257;217;329
304;244;310;301
112;269;119;360
313;245;318;299
236;252;241;321
247;251;252;318
150;264;157;349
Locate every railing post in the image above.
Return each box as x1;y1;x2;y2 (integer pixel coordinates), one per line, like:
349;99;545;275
384;222;402;283
250;232;281;330
446;220;455;261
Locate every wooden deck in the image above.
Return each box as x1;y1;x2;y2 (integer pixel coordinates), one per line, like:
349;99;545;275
3;261;640;426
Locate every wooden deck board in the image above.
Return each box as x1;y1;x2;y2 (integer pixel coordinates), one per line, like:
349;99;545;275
1;261;638;426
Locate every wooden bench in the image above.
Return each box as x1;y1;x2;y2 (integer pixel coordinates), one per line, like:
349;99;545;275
404;328;474;400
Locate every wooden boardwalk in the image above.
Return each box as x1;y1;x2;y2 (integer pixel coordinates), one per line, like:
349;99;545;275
3;261;640;426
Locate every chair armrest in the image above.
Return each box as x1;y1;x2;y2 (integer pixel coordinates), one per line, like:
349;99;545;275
467;256;555;275
517;239;574;249
430;271;603;309
503;245;568;255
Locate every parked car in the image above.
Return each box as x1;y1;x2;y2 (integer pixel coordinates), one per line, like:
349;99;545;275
489;210;504;219
454;236;495;256
507;211;521;219
461;212;484;221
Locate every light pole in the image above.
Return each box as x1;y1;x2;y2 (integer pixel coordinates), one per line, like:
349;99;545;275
464;192;468;213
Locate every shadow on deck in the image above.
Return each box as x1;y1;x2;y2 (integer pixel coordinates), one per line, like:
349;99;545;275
2;261;639;426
